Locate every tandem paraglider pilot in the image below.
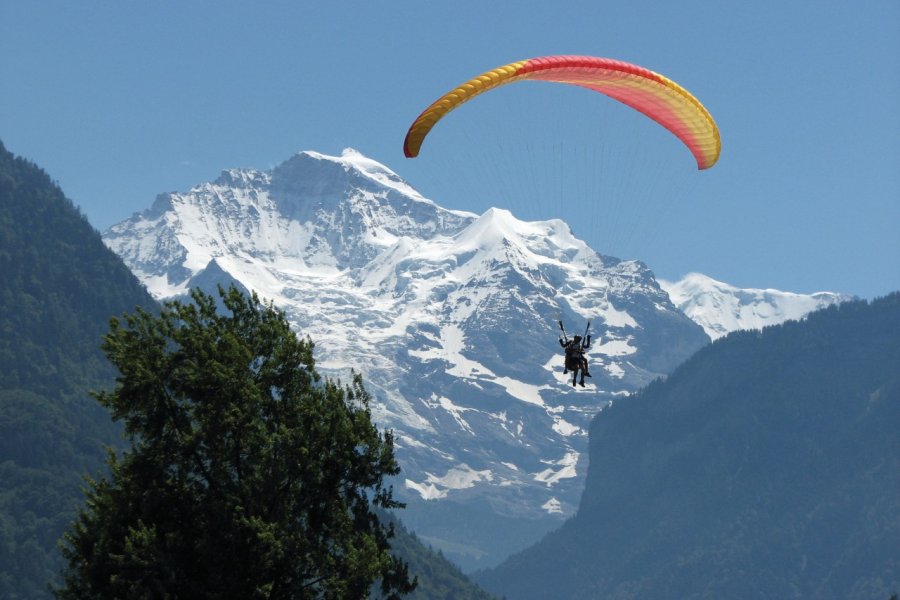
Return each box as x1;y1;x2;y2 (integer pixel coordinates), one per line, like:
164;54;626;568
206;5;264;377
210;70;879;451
560;333;592;387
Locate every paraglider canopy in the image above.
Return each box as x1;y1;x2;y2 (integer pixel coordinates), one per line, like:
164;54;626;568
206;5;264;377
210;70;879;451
404;55;721;170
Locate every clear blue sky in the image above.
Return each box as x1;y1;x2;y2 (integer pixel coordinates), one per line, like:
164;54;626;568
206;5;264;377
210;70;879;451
2;1;898;299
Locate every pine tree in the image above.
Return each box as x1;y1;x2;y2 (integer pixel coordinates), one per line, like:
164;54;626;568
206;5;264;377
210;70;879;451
56;286;415;599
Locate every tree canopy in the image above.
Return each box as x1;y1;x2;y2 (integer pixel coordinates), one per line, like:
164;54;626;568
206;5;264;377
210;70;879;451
56;286;415;599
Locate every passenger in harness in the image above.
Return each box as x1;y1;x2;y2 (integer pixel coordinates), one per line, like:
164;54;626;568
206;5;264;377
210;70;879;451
559;323;592;387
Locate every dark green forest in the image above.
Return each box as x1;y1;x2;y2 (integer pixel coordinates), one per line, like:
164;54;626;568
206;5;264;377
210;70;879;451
478;294;900;599
0;140;160;598
0;140;496;598
380;512;497;600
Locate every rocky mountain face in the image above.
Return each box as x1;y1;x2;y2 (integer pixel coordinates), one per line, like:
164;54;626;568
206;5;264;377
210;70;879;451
660;272;853;340
100;148;704;568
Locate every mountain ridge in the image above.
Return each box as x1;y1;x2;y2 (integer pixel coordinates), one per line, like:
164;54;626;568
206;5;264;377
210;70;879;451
102;147;848;568
661;272;853;340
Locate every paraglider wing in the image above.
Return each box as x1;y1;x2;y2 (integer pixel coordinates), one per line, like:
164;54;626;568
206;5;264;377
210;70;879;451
403;55;721;170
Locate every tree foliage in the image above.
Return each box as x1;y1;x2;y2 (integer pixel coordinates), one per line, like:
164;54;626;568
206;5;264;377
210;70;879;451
56;287;415;599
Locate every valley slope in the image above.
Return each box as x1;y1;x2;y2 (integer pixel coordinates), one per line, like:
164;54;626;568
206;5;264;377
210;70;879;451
477;294;900;599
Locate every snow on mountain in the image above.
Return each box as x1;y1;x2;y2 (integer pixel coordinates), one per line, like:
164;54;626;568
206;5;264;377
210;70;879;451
103;148;708;568
660;272;853;340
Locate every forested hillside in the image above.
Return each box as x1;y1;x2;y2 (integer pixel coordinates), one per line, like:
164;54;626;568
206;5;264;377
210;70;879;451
0;140;160;597
381;513;498;600
479;294;900;599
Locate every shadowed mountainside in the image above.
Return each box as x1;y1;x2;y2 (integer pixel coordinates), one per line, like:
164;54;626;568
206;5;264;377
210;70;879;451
479;294;900;599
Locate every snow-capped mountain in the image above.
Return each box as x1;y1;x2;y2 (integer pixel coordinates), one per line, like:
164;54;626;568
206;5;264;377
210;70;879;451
104;148;708;568
660;272;853;340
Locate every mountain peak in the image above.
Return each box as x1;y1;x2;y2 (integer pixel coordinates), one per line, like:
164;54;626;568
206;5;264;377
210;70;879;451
660;273;853;339
284;148;428;203
456;207;519;250
214;167;268;188
102;148;709;568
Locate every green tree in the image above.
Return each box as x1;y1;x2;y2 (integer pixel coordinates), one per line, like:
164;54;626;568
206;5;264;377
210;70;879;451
56;286;415;599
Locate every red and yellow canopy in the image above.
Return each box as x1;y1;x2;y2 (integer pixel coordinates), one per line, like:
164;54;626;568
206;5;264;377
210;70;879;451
403;55;721;170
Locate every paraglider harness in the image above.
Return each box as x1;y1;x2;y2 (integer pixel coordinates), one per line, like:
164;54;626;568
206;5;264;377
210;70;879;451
558;320;592;386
